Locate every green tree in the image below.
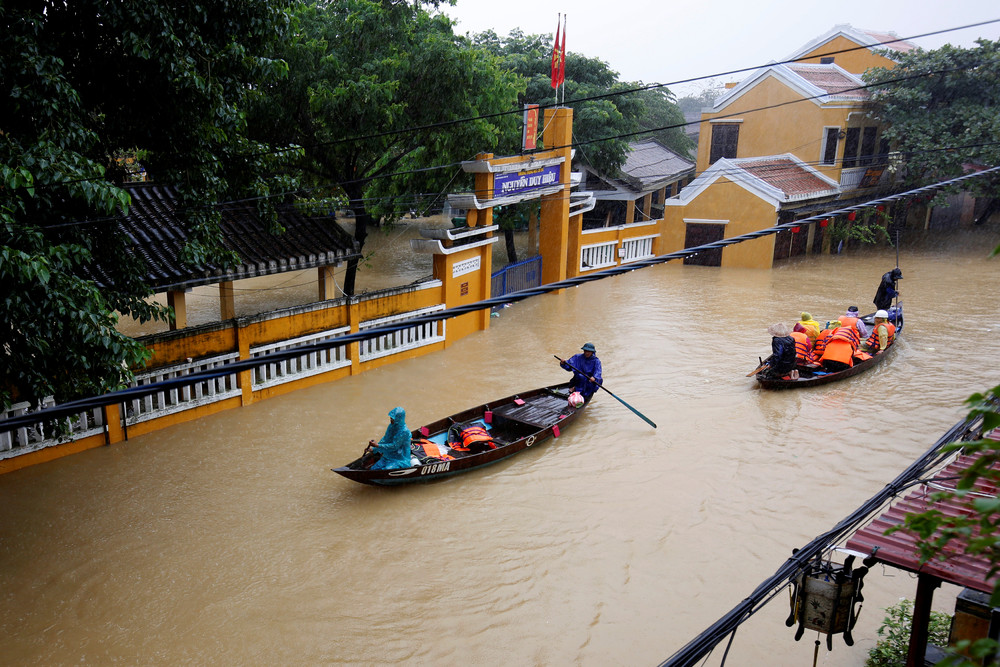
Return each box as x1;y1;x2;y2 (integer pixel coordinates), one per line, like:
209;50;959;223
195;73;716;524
1;2;296;407
248;1;522;295
472;29;692;174
864;39;1000;197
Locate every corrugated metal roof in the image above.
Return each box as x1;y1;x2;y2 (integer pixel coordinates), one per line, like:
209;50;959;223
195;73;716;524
88;184;361;291
846;430;1000;593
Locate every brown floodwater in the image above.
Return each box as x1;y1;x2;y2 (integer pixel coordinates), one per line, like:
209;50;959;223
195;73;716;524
3;226;1000;665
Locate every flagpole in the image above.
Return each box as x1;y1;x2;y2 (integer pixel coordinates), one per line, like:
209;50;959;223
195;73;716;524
562;15;567;105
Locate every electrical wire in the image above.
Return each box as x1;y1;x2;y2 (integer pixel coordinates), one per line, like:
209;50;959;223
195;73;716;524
2;165;996;434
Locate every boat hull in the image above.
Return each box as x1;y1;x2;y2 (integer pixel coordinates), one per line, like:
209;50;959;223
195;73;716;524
333;382;584;485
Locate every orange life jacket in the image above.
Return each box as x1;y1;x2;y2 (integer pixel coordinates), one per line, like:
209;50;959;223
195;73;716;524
450;425;495;452
790;331;811;363
838;316;860;332
811;328;836;359
864;322;896;354
413;438;455;461
821;326;861;367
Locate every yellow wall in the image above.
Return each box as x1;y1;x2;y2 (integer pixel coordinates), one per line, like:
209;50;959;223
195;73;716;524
662;177;778;269
695;75;866;179
795;35;900;74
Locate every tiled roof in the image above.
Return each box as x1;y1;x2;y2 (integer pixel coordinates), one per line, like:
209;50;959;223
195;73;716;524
733;157;840;199
87;184;361;291
861;29;917;53
614;139;695;192
846;430;1000;593
786;64;868;100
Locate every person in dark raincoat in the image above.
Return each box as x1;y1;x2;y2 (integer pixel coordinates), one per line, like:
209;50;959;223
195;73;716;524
367;407;413;470
559;342;603;402
761;323;797;379
873;268;902;311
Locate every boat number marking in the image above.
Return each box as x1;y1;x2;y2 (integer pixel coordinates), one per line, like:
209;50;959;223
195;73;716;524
421;461;451;475
525;435;536;447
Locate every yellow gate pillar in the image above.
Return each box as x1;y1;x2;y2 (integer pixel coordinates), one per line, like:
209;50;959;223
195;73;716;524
539;107;573;285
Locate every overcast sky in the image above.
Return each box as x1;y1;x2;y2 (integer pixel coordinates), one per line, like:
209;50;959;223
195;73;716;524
442;0;1000;96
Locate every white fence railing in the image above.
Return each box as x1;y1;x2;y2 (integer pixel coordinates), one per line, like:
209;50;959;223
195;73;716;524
250;326;351;390
580;241;618;272
0;399;105;459
125;353;242;425
619;235;657;264
359;305;446;362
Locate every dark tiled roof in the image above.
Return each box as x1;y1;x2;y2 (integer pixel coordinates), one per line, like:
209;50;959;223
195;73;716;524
91;184;360;291
735;157;839;199
620;139;695;191
846;430;1000;593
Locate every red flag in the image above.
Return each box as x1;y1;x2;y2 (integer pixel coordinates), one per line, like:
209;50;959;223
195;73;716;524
558;18;566;86
550;16;564;89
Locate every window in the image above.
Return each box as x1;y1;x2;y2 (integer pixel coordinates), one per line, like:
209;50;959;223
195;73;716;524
843;127;861;168
822;128;839;165
820;56;834;64
709;124;739;164
859;127;878;166
877;138;890;164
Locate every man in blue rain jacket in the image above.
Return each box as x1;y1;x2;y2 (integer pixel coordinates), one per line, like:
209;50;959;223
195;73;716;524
559;342;603;403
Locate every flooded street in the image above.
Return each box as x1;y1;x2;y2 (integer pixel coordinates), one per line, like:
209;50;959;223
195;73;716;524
3;227;1000;665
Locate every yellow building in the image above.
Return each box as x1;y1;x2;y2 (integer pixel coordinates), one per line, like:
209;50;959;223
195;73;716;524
676;25;916;268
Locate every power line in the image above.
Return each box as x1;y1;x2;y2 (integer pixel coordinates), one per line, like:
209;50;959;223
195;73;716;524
2;165;996;434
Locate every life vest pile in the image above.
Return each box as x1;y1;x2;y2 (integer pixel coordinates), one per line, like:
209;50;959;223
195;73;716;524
412;438;455;461
449;424;496;452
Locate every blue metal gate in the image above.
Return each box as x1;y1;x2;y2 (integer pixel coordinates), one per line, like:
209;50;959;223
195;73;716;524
491;255;542;299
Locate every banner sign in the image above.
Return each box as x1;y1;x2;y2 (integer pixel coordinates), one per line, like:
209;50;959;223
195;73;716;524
494;164;561;198
522;104;539;151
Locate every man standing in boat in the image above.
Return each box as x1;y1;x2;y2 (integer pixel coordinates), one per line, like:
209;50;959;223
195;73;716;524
559;343;603;403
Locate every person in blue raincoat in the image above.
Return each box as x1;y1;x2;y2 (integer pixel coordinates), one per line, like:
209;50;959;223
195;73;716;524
559;342;603;403
366;407;413;470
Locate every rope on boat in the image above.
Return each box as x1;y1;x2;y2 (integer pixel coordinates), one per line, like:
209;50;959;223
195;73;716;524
2;166;998;434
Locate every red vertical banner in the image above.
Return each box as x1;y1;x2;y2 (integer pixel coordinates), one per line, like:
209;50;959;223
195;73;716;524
557;16;566;87
522;104;539;151
550;15;562;89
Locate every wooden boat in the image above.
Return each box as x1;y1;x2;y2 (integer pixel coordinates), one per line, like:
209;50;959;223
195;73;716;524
755;306;904;389
333;382;586;485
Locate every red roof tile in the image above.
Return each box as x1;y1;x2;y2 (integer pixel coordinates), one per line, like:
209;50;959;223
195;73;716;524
787;64;869;99
846;436;1000;593
734;158;838;199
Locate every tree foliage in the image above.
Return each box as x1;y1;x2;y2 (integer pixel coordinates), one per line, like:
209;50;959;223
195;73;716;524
864;39;1000;195
472;29;693;174
1;1;296;407
248;1;522;294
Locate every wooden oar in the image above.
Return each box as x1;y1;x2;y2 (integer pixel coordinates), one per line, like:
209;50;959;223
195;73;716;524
747;357;769;377
554;355;656;429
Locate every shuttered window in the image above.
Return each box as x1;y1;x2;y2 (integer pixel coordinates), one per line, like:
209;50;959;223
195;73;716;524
822;128;839;165
709;124;739;164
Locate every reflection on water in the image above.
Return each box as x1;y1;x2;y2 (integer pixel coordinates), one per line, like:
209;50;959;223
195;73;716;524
4;227;1000;665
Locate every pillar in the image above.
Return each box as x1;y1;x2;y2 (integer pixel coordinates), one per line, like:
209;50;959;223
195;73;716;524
166;290;187;330
219;281;236;320
539;107;573;286
318;265;336;301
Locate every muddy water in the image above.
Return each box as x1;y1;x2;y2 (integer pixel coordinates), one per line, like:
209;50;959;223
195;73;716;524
4;227;1000;665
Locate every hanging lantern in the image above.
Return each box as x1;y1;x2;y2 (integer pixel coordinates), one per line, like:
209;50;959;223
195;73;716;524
786;554;874;651
847;211;857;221
820;219;829;227
791;226;801;233
876;205;885;213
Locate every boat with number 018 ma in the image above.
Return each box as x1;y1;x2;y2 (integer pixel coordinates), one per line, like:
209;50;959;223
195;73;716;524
332;382;587;485
756;306;903;389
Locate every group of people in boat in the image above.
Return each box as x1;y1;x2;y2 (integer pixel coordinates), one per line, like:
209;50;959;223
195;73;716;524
760;269;902;381
360;342;604;470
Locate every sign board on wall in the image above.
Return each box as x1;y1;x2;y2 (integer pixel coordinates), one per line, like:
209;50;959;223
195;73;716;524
452;257;480;278
494;164;561;198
